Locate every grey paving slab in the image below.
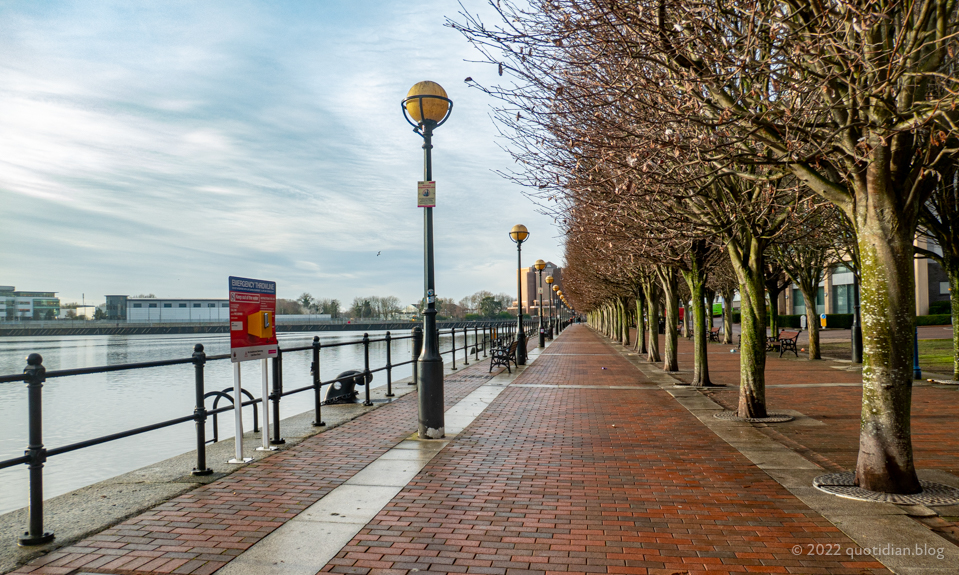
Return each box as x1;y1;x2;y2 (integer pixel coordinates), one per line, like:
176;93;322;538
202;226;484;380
215;519;367;575
298;485;405;524
827;514;959;572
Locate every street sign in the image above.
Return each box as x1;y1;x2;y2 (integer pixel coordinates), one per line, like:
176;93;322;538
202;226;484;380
418;181;436;207
229;276;278;363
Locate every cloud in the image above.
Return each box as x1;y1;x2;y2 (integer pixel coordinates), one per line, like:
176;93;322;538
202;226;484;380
0;0;564;306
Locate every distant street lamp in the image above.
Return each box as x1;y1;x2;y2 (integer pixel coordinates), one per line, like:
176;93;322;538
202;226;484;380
534;260;546;347
546;276;555;339
549;280;557;338
509;225;529;365
402;80;452;439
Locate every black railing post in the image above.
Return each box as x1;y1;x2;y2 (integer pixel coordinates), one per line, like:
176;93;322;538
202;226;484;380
19;353;54;546
463;326;470;366
411;327;422;386
362;333;373;406
385;331;394;397
474;326;479;361
311;336;325;426
450;327;457;370
271;348;285;445
192;344;213;476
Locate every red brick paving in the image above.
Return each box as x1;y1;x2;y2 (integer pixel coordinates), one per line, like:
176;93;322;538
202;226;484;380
659;330;959;544
9;356;510;575
320;325;887;575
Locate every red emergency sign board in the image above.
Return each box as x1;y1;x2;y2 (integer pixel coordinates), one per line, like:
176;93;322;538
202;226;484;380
229;276;278;362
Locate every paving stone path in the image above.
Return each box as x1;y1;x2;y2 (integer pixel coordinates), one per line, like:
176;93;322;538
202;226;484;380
320;327;886;575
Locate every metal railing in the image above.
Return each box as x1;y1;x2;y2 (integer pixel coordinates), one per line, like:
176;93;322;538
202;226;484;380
0;319;545;546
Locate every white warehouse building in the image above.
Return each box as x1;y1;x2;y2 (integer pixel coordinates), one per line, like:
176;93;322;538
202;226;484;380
111;296;230;323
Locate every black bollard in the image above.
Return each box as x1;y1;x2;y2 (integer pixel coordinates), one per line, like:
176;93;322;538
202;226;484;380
311;336;325;426
270;348;285;444
385;331;394;397
192;345;213;476
362;333;372;406
19;353;54;546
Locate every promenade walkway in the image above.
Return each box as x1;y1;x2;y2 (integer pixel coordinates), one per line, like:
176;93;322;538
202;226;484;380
10;324;959;575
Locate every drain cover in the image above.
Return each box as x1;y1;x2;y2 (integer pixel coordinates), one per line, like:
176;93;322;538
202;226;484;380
713;411;794;423
813;472;959;505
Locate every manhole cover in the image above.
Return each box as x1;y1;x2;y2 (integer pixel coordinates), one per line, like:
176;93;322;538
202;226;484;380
813;472;959;505
713;411;794;423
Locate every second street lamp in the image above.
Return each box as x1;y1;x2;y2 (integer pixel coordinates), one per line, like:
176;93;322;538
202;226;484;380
402;80;452;439
534;259;546;347
509;225;529;365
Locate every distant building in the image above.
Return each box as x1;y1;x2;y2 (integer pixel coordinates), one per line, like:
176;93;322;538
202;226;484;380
121;297;230;322
0;286;60;320
508;262;563;316
778;238;950;317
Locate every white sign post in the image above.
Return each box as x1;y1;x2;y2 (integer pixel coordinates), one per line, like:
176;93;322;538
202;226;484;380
228;363;252;464
256;358;277;452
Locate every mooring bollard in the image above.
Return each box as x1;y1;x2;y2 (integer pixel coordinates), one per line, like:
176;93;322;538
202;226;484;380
19;353;54;546
411;326;422;386
385;331;394;397
311;336;325;426
271;349;285;444
192;344;213;476
362;333;373;406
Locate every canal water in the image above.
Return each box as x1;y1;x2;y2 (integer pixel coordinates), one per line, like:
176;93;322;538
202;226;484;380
0;329;475;515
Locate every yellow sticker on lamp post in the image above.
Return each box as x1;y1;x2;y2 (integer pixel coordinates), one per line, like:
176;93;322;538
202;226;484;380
418;181;436;207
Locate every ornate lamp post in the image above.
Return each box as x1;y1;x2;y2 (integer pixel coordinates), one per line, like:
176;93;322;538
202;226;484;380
546;276;555;339
402;80;452;439
557;290;564;327
534;259;546;347
509;225;529;365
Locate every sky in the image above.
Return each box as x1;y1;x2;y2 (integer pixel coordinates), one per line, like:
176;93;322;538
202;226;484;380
0;1;564;308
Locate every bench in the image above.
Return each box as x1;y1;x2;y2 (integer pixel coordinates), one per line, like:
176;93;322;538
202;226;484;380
490;341;519;373
708;327;721;342
769;330;801;357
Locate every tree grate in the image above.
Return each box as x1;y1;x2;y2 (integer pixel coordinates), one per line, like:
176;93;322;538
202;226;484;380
713;411;794;423
813;472;959;506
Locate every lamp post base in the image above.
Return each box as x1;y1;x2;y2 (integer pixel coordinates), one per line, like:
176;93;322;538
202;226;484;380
417;358;445;439
19;532;54;547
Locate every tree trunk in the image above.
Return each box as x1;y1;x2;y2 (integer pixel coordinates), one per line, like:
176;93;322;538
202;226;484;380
659;269;680;372
721;286;735;344
635;290;647;354
644;280;662;363
799;280;821;359
727;239;769;418
952;269;959;381
853;220;921;494
681;266;712;386
619;297;630;346
768;290;780;339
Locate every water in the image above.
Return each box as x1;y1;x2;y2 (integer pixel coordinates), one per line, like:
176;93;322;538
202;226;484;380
0;329;478;515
